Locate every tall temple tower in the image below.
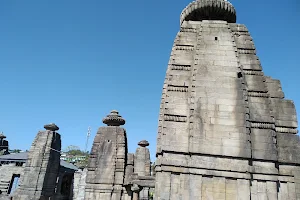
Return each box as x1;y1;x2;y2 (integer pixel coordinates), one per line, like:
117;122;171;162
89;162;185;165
155;0;300;199
85;110;128;200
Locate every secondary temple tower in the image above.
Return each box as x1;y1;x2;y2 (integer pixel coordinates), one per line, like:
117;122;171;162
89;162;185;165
13;123;61;200
134;140;151;200
155;0;300;199
85;110;128;200
0;132;9;155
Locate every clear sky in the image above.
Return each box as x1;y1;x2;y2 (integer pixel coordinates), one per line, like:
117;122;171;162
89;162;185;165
0;0;299;160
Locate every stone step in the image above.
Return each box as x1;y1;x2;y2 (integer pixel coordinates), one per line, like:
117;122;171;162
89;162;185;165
0;181;10;183
0;187;9;192
0;181;10;192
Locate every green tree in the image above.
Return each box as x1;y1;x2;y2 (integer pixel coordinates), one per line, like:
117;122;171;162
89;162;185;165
64;145;89;168
9;149;22;153
65;145;80;152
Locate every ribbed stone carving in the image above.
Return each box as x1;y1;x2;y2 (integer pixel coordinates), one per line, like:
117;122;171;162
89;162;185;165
180;27;197;33
168;85;189;92
243;70;264;76
248;91;269;98
164;114;187;122
238;49;256;54
175;45;194;51
44;123;59;131
138;140;150;147
251;122;275;129
171;64;191;71
180;0;236;25
102;110;125;126
276;127;298;134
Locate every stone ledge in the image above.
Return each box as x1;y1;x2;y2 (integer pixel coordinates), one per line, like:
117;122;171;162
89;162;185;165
170;64;191;71
276;127;298;134
250;122;275;129
164;114;187;122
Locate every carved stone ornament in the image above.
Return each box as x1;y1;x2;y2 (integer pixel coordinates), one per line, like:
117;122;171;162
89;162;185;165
0;132;6;139
138;140;149;147
44;123;59;131
102;110;126;126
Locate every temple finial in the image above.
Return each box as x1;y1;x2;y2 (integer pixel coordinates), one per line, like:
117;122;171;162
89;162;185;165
102;110;125;126
44;123;59;131
138;140;149;147
0;132;6;139
180;0;236;25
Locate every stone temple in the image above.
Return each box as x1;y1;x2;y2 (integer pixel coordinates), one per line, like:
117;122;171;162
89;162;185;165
155;0;299;199
0;0;299;200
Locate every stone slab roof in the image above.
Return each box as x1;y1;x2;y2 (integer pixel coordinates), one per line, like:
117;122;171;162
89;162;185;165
0;152;27;161
60;160;79;171
0;152;78;171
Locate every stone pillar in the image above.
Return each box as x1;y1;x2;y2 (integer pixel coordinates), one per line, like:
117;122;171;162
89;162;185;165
13;123;61;200
134;140;150;200
73;168;87;200
123;153;134;200
85;110;127;200
131;184;140;200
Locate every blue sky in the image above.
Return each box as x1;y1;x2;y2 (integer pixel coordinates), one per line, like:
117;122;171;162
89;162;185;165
0;0;299;160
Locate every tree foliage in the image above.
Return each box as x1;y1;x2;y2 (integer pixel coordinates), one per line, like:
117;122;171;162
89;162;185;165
65;145;80;152
9;149;22;153
64;145;89;168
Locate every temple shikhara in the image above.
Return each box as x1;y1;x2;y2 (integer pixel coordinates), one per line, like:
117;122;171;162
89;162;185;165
155;0;299;199
0;0;299;199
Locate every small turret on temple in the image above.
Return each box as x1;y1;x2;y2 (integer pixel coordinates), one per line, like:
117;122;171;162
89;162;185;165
0;132;9;155
135;140;151;200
